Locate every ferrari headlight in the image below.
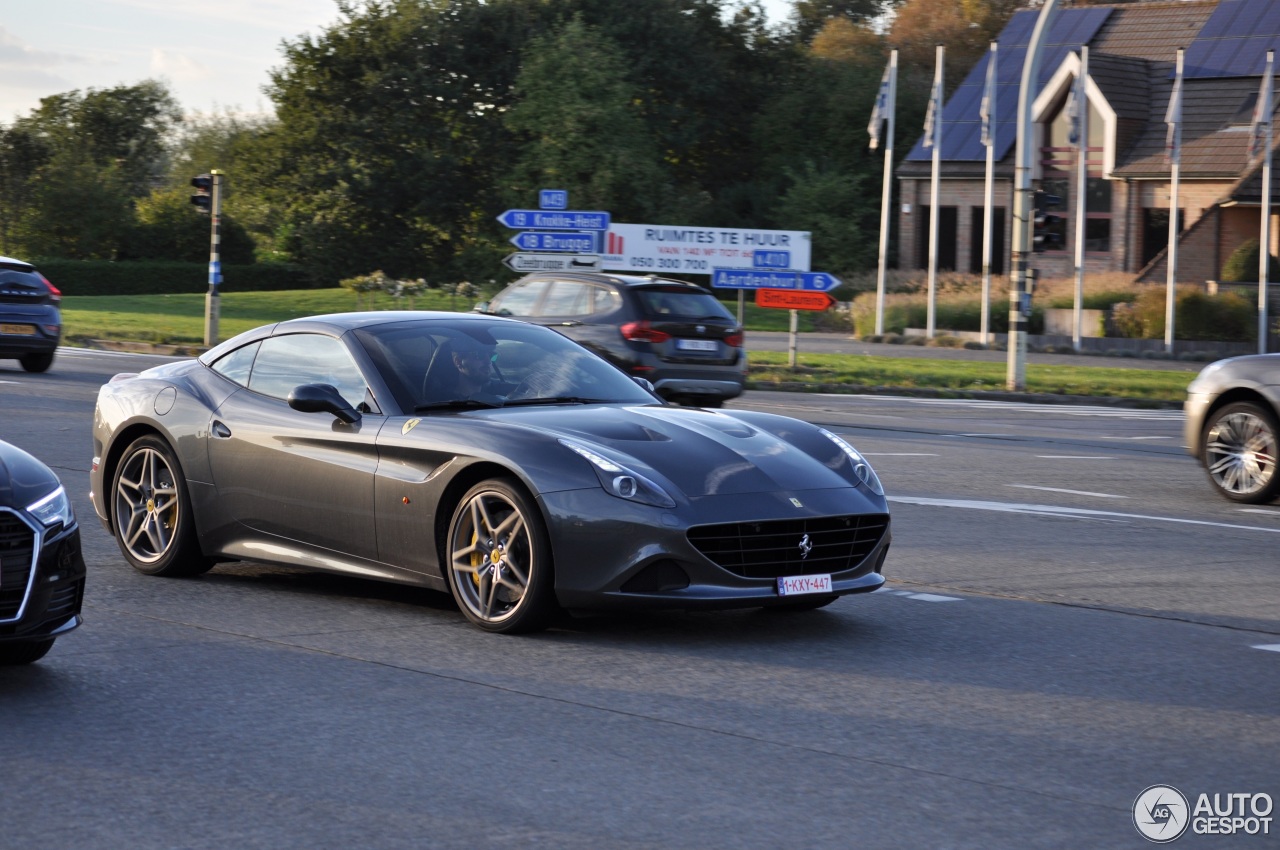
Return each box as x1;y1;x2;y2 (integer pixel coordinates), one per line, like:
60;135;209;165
819;428;884;496
559;439;676;508
28;485;74;528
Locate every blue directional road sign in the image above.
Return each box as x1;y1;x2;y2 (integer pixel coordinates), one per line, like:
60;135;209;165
539;190;568;210
799;272;841;292
510;231;598;253
712;269;842;291
712;269;800;290
497;209;610;230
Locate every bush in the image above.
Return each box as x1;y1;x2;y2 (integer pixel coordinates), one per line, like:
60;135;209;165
33;259;313;295
1220;238;1280;283
1110;285;1256;342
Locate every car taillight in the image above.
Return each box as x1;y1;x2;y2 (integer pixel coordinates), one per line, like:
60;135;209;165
724;331;743;348
620;320;671;343
41;275;61;304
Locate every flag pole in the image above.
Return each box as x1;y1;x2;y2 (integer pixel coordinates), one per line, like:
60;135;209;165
1259;49;1274;355
926;44;944;340
872;50;898;336
981;41;997;346
1165;48;1184;355
1073;46;1089;352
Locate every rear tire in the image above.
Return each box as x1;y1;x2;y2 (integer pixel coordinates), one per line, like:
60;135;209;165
0;638;55;665
19;352;53;373
1202;401;1280;503
112;435;214;576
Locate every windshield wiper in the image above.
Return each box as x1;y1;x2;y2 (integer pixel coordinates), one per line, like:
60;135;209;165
414;398;503;411
503;396;611;407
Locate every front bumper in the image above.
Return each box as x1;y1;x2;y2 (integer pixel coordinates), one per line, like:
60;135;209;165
541;486;889;611
0;518;86;643
1184;392;1211;460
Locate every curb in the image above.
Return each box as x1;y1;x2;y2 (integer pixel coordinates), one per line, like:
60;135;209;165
744;380;1183;410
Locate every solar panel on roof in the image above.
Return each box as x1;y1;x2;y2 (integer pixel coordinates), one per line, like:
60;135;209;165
904;6;1112;162
1183;0;1280;79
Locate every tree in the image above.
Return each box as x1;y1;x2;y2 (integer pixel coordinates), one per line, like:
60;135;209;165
505;15;670;221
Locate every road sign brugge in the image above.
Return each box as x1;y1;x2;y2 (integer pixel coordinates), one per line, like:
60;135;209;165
756;289;835;311
503;253;602;273
509;231;598;253
711;269;841;291
497;210;610;230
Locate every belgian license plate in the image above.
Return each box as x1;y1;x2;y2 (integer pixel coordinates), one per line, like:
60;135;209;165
0;324;35;336
777;574;833;596
676;339;717;352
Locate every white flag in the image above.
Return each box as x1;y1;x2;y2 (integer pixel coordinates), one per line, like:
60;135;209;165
979;44;996;148
1250;52;1274;165
868;60;894;151
1165;62;1183;165
923;70;942;149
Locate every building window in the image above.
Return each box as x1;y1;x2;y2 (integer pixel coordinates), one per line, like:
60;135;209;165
1042;87;1111;253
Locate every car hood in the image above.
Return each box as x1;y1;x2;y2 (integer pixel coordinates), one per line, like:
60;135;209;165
499;405;859;498
0;440;61;511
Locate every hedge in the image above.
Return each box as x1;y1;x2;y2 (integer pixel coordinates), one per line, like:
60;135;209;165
32;260;316;296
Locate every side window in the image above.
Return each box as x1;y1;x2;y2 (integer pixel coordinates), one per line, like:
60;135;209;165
588;285;620;315
248;334;368;407
491;280;548;317
539;281;591;317
210;341;260;386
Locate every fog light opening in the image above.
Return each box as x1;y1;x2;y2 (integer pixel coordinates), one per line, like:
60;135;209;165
612;475;638;499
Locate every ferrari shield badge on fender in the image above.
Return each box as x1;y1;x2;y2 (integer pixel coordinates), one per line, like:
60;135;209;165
790;497;803;507
402;418;421;435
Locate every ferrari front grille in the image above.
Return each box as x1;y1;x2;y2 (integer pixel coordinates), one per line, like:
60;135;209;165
687;514;889;579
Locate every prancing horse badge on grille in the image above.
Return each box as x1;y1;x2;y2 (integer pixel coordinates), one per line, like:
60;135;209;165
798;533;812;559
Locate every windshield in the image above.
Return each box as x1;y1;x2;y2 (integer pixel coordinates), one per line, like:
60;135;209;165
354;318;660;412
634;286;734;322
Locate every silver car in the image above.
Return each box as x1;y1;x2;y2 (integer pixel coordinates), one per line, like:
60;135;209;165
1185;354;1280;503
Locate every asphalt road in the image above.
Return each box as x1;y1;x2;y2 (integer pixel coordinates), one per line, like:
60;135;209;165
0;349;1275;849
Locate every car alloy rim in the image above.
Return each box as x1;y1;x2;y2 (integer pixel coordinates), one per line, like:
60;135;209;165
114;447;180;563
449;491;531;623
1206;411;1277;495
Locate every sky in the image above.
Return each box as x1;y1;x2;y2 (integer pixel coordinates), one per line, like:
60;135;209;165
1;0;795;123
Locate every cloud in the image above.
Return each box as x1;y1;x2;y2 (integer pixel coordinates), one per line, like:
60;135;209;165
150;48;212;82
0;26;88;70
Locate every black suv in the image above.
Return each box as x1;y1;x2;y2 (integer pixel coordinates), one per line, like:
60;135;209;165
0;256;61;373
479;272;745;406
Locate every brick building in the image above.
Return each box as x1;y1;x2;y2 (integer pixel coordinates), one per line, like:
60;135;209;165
896;0;1280;284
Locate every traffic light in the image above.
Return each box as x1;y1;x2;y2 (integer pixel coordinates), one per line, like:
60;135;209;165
191;174;212;213
1032;189;1063;252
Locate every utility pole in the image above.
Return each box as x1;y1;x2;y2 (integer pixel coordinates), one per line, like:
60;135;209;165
1009;0;1059;391
205;171;223;346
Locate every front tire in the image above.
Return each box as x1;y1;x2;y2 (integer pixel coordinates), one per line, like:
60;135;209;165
446;478;557;634
1202;401;1280;503
0;638;54;665
112;435;214;576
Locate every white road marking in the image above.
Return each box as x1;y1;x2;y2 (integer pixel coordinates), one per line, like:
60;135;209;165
1008;484;1128;499
814;394;1184;420
1254;645;1280;653
862;452;938;457
1099;435;1173;440
1238;508;1280;516
1036;455;1115;459
890;496;1280;534
875;588;963;602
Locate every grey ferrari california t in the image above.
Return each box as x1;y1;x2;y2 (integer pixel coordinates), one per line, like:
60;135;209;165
90;312;889;633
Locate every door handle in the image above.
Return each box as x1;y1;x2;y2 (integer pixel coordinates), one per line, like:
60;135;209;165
211;420;232;439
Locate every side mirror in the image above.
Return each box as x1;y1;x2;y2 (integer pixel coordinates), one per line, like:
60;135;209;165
288;383;361;425
632;376;656;393
472;301;490;313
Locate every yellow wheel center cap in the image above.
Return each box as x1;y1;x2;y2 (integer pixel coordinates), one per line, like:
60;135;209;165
489;549;502;566
146;498;156;512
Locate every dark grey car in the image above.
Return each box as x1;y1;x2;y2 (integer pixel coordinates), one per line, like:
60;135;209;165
479;272;745;407
0;256;61;373
90;312;889;634
1185;353;1280;502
